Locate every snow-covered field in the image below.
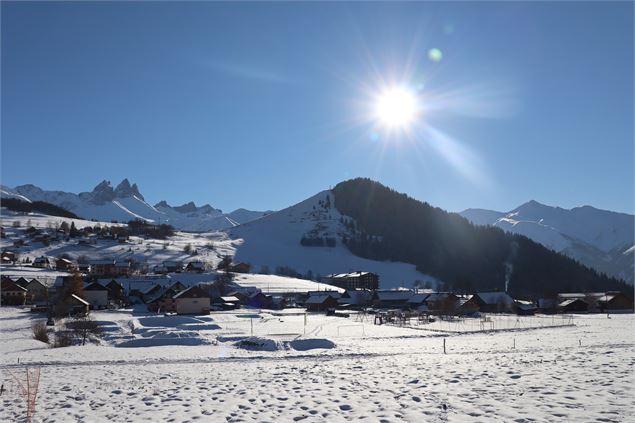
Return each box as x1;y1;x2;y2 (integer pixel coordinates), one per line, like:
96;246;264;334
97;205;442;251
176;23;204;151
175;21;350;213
1;307;633;422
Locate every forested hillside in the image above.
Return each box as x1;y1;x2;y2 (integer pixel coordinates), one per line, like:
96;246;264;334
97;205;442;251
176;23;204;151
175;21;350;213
333;178;631;299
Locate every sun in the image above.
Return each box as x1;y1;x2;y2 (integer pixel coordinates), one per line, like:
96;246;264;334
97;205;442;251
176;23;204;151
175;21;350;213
374;87;419;129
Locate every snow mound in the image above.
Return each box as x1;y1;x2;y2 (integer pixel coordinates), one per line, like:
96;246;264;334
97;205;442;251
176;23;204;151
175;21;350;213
288;337;336;351
233;336;284;351
231;336;336;351
116;338;212;348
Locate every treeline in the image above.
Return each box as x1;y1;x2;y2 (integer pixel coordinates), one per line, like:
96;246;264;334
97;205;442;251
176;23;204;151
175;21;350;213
333;178;632;299
127;220;174;239
1;198;79;219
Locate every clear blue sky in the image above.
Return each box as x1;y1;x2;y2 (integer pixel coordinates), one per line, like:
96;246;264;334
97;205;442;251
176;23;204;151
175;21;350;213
2;1;633;214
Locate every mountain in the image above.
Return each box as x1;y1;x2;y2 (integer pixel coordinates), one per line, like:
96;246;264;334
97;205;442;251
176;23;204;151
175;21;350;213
328;178;630;298
460;201;634;284
0;180;269;232
230;190;438;289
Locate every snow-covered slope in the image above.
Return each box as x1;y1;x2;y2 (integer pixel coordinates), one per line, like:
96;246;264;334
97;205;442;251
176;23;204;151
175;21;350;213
1;180;269;232
230;190;438;289
461;201;634;284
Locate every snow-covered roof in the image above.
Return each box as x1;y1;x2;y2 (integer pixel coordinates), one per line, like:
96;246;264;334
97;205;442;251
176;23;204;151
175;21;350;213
375;290;413;301
305;294;335;304
90;259;116;265
407;293;429;303
475;292;514;305
70;294;89;306
220;296;240;303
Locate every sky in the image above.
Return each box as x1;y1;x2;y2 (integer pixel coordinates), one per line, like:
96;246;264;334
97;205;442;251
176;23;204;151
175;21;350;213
1;1;633;214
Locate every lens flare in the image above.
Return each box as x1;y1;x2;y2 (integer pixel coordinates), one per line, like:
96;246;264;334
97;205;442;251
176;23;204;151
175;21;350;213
374;87;420;129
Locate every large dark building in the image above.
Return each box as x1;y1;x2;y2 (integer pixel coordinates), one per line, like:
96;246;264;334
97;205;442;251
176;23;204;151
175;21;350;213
324;271;379;290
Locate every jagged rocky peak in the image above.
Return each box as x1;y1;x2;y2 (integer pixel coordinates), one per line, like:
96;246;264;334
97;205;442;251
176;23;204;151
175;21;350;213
114;178;144;200
154;200;170;208
86;180;115;204
173;201;198;213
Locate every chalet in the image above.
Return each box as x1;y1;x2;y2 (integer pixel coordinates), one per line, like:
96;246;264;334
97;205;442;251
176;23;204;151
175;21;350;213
68;294;90;316
424;293;460;314
597;292;633;313
1;251;17;264
515;300;538;315
245;291;273;309
339;290;373;307
456;295;481;316
25;278;53;303
406;293;429;309
305;294;339;312
83;282;109;309
173;285;210;315
228;262;251;274
33;256;51;268
558;298;589;313
89;259;117;276
128;283;163;303
55;257;76;271
114;261;131;276
15;277;31;288
147;286;182;313
324;271;379;290
163;261;183;273
217;296;241;310
471;292;516;313
185;261;206;272
1;279;28;305
372;289;413;309
105;280;126;304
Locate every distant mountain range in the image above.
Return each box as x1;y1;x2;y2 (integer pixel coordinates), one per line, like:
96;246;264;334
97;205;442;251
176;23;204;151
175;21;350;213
1;178;632;289
0;179;270;231
460;201;634;284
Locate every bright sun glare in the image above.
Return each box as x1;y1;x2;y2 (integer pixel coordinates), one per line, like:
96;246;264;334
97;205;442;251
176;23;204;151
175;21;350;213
374;87;419;129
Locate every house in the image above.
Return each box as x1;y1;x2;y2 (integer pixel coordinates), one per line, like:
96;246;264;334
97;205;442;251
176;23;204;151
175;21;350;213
147;285;182;313
153;264;168;274
217;296;241;310
89;259;117;276
456;295;481;316
105;280;126;304
55;257;76;271
114;261;131;276
1;279;28;305
185;261;206;272
32;256;51;268
163;261;183;273
515;300;537;315
1;251;17;264
228;262;251;274
471;292;516;313
25;279;53;303
68;294;90;316
324;271;379;290
339;290;373;308
245;291;273;309
15;277;31;288
558;298;589;313
305;294;339;312
372;289;413;309
597;292;633;313
424;293;460;314
83;282;109;309
173;285;210;315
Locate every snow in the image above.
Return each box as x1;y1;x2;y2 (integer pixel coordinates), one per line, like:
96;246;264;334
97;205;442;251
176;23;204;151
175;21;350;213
460;200;635;284
1;181;268;231
231;190;439;289
0;306;633;422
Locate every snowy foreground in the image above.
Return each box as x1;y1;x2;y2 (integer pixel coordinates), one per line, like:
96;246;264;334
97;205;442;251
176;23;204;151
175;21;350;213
1;307;633;422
